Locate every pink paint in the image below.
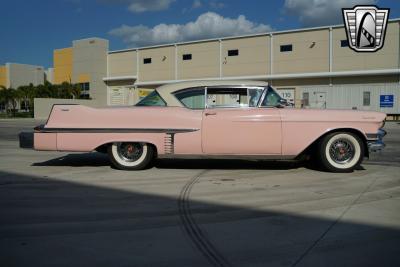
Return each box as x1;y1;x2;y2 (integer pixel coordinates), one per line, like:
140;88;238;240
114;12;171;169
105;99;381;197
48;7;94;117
34;104;385;158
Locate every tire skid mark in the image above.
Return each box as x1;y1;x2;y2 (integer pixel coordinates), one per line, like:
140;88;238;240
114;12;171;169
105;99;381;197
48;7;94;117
178;170;232;267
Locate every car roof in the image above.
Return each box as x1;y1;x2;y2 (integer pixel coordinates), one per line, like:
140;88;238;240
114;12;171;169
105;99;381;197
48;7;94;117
155;80;269;107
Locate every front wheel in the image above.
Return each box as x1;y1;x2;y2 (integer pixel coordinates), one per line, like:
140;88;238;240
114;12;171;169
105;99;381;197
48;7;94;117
108;142;154;170
318;132;364;173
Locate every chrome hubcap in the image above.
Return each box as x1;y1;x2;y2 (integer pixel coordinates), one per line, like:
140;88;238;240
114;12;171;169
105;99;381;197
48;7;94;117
329;138;355;164
117;143;143;162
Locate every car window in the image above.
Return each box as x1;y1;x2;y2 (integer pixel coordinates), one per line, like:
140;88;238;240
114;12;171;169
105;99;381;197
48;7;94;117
206;88;248;108
248;88;264;107
174;88;205;109
135;90;166;106
260;87;282;107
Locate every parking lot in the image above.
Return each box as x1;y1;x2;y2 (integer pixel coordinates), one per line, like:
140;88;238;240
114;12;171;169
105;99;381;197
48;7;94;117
0;119;399;267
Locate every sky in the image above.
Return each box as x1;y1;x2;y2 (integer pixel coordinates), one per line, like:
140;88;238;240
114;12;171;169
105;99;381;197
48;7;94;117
1;0;399;68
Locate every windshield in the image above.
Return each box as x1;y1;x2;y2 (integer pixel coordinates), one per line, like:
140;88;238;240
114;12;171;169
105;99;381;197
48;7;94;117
135;90;166;106
260;86;283;107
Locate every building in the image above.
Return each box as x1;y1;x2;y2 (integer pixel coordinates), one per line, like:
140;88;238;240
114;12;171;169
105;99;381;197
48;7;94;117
51;19;400;118
44;68;54;84
0;63;45;89
53;38;108;101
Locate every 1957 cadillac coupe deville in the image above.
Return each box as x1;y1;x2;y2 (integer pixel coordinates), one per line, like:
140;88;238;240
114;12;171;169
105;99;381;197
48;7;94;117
20;80;386;172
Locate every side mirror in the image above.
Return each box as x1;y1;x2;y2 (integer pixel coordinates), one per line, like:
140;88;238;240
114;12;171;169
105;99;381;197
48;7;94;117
279;98;288;105
276;98;294;108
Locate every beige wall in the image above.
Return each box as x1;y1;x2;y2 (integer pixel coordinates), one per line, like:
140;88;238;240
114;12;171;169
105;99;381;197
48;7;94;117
7;63;44;88
106;21;399;84
139;46;175;82
222;36;270;77
332;22;400;71
273;29;330;74
332;75;399;84
177;41;220;79
72;38;108;106
108;50;137;77
270;78;330;87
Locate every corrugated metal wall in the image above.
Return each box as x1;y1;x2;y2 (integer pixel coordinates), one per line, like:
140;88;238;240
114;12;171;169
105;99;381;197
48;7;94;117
299;83;400;114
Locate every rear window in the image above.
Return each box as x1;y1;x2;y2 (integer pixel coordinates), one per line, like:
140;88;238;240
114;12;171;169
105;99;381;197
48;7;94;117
174;88;205;109
135;90;166;106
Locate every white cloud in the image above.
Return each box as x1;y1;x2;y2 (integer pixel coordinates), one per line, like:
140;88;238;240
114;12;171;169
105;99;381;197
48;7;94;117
192;0;202;9
284;0;377;26
100;0;175;13
109;12;273;47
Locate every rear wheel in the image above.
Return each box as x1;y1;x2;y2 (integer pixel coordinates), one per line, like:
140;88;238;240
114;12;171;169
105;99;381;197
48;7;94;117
108;142;154;170
318;132;364;173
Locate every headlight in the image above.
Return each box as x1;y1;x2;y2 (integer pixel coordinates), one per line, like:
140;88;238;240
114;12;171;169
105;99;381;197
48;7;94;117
381;119;386;128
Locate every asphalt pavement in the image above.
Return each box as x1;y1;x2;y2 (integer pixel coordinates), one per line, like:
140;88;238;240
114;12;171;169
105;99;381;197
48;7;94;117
0;119;399;267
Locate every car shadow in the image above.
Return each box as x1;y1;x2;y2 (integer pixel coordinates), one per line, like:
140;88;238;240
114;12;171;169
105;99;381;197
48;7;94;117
0;170;399;267
32;152;322;171
32;152;111;167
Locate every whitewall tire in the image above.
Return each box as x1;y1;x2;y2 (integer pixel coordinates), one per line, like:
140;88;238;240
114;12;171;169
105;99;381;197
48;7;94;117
318;132;364;173
108;142;154;170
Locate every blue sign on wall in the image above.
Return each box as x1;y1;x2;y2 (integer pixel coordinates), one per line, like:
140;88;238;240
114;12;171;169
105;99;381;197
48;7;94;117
380;95;394;108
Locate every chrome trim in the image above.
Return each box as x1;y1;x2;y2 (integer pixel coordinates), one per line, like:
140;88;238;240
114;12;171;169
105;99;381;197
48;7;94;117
116;142;144;162
35;126;199;134
367;128;386;153
257;88;268;108
329;138;355;164
366;133;379;140
164;133;175;154
368;141;385;152
378;129;387;138
205;86;208;109
173;85;266;110
158;154;297;160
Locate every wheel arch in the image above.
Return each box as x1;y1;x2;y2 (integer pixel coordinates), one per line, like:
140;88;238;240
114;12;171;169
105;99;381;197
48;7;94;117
296;128;369;159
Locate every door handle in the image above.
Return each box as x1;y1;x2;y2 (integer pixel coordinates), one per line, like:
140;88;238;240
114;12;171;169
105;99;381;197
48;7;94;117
205;112;217;116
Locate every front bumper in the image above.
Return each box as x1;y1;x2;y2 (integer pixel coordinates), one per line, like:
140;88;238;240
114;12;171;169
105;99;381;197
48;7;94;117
367;129;386;153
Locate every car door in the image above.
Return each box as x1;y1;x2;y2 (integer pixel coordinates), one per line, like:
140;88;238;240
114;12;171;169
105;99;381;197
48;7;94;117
202;87;282;155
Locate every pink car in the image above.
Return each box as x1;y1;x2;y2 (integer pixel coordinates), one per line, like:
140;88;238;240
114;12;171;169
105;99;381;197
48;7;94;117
20;80;386;172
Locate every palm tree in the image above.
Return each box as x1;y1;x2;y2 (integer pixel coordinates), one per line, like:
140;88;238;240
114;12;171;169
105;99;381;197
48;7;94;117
0;87;18;116
71;83;81;99
0;86;6;114
17;85;34;112
58;82;81;99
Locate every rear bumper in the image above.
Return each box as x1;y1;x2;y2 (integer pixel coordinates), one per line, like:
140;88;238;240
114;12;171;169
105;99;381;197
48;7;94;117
19;132;34;149
367;129;386;153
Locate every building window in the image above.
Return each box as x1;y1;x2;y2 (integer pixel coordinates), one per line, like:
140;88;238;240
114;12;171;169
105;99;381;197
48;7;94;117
182;54;192;61
363;91;370;106
79;82;90;99
280;44;293;52
302;92;309;107
341;40;349;47
143;58;152;64
228;49;239;56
